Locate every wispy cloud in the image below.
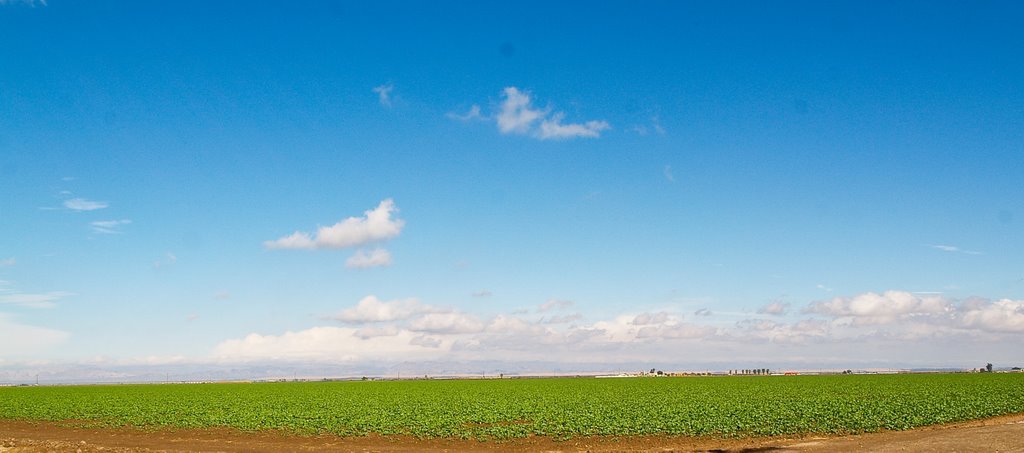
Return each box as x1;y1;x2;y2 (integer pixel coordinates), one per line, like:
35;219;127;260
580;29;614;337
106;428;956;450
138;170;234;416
537;113;609;140
372;83;394;107
0;291;73;309
929;244;982;255
64;198;108;211
0;313;67;357
152;252;177;269
663;165;675;182
537;298;574;312
0;0;47;6
0;258;14;267
265;199;404;251
90;219;131;234
471;290;492;298
446;105;483;122
345;248;393;269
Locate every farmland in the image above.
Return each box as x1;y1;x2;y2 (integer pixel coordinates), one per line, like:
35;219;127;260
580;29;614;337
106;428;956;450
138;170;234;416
1;373;1023;441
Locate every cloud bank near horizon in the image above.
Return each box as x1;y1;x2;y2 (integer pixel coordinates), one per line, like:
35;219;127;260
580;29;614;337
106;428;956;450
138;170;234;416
204;290;1024;367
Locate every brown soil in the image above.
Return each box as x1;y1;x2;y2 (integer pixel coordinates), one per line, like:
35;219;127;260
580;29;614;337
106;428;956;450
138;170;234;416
1;414;1022;452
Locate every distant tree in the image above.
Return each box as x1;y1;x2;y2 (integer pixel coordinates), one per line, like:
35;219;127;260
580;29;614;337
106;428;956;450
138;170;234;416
650;368;656;375
986;363;993;373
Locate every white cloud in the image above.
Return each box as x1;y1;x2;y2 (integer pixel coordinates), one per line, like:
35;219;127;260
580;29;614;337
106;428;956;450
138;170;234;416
542;313;583;324
264;199;404;250
446;105;483;122
537;113;609;140
635;322;717;340
630;312;671;325
212;326;445;362
804;291;950;325
63;198;108;211
663;165;675;182
471;290;492;298
0;313;67;356
0;291;73;309
537;298;574;312
758;302;790;316
213;291;232;300
0;258;14;267
208;290;1024;368
410;335;443;348
345;248;392;269
409;312;485;334
90;219;131;234
331;295;444;323
497;87;546;134
353;325;400;339
372;83;394;107
959;299;1024;333
694;308;712;316
489;87;609;140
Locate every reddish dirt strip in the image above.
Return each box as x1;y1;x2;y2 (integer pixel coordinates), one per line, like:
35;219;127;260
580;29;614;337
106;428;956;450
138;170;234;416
1;413;1023;452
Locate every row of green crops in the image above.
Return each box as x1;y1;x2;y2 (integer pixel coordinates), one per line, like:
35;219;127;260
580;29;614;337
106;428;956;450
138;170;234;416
2;373;1023;440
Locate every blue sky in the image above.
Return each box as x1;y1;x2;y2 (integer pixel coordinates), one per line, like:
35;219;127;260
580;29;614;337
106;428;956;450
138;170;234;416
1;1;1023;380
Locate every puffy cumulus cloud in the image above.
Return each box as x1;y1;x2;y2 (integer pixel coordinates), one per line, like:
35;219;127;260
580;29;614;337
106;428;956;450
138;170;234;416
345;248;392;269
734;319;828;344
496;87;546;134
207;291;1024;369
635;323;717;340
410;335;443;348
804;291;951;325
264;199;404;250
757;302;790;316
0;313;69;356
353;325;400;339
212;326;446;362
331;295;444;323
63;198;107;211
631;311;670;325
487;87;609;140
959;299;1024;333
537;298;573;312
409;312;485;334
542;313;583;324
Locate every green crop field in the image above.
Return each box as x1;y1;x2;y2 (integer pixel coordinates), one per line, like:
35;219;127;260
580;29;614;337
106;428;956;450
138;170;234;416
2;373;1023;440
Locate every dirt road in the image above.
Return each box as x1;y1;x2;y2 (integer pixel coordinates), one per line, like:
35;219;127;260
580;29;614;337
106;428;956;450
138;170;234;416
2;414;1022;452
